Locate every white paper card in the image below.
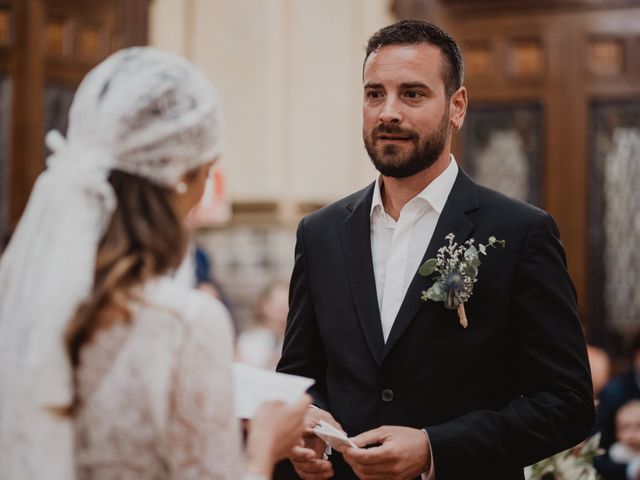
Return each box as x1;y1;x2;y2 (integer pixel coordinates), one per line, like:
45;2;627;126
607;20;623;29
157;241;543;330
233;362;314;418
313;420;359;450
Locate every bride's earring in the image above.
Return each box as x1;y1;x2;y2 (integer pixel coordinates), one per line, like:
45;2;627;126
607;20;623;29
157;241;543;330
175;181;188;194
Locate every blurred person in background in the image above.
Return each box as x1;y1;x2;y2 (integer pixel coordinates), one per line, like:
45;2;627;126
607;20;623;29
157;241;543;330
589;342;612;399
0;47;308;480
608;400;640;472
236;280;289;370
595;334;640;480
174;239;237;327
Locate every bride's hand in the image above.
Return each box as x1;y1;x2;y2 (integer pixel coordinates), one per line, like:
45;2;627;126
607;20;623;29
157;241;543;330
246;394;311;476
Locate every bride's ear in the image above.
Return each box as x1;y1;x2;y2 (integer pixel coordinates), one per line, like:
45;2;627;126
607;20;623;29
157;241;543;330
170;159;217;219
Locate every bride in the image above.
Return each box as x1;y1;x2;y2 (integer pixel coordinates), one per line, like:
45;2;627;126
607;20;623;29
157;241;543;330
0;47;309;479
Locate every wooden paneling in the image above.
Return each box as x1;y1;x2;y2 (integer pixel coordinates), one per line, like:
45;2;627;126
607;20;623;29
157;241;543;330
45;16;70;56
464;41;492;79
588;37;626;76
0;7;11;46
393;0;640;351
11;0;45;229
77;23;106;60
0;0;15;68
0;75;10;243
441;0;640;15
507;38;546;80
1;0;149;237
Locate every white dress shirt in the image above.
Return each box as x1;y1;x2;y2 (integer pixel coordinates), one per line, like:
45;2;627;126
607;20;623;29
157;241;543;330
370;156;458;342
370;157;458;480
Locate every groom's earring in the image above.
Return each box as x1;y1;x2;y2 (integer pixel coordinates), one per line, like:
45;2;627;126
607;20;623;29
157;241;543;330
175;181;188;194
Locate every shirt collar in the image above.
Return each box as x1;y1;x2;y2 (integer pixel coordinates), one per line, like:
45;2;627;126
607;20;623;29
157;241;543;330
370;155;459;217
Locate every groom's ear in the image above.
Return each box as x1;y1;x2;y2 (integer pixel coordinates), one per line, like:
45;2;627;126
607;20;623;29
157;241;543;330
449;86;467;131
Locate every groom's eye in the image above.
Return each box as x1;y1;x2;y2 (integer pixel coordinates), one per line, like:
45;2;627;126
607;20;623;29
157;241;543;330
403;90;423;100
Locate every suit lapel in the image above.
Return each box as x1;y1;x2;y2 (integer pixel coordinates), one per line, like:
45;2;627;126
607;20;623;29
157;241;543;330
340;183;385;366
384;171;480;357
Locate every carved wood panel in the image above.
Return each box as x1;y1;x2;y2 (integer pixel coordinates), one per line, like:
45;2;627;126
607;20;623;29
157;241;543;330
507;38;546;81
588;37;625;76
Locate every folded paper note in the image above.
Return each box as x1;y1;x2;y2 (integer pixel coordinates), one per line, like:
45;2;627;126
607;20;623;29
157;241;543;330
313;420;359;451
233;362;314;418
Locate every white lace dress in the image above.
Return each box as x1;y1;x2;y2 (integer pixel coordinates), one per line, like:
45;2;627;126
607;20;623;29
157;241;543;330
73;277;244;479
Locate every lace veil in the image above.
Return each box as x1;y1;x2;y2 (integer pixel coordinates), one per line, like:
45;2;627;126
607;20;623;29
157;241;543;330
0;47;222;479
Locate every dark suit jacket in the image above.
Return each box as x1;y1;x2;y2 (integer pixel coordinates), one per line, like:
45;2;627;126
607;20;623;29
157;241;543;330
593;371;640;480
276;170;595;480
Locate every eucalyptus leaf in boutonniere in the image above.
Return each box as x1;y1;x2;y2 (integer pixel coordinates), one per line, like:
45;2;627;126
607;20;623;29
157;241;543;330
418;233;506;328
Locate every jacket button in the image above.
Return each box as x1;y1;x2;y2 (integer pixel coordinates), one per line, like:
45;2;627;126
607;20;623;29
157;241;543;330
381;389;394;402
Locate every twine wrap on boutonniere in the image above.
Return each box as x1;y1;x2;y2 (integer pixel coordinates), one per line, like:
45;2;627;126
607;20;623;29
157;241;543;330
418;233;506;328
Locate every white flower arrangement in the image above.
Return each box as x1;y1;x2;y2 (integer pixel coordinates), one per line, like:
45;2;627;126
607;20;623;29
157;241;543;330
525;433;604;480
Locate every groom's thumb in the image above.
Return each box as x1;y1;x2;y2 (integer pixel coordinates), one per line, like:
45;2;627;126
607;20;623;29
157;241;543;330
351;427;386;448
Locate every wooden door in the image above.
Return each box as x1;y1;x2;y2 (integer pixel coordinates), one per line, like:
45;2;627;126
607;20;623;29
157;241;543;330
0;0;149;243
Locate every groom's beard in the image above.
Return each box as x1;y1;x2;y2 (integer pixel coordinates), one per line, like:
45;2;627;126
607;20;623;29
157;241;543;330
363;109;450;179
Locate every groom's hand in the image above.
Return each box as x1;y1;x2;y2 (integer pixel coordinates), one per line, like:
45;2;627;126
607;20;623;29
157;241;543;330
289;406;341;479
342;426;430;480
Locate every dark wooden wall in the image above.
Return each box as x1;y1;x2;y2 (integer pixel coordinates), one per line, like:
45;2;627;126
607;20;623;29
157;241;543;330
392;0;640;351
0;0;149;241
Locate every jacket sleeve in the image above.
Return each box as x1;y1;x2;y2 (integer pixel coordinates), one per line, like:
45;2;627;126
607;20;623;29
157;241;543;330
425;212;596;476
276;218;329;410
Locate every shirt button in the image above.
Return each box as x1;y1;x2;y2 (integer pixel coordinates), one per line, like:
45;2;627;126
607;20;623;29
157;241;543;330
381;389;394;402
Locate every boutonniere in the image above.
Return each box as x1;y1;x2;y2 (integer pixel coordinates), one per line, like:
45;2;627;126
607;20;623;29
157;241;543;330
418;233;506;328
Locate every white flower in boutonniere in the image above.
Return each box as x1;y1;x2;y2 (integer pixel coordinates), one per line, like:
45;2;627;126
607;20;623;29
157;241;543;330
418;233;506;328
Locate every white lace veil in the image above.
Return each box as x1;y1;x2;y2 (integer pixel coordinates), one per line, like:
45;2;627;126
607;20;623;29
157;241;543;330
0;47;222;479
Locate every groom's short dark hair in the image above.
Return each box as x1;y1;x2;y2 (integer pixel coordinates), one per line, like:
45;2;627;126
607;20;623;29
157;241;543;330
364;19;464;98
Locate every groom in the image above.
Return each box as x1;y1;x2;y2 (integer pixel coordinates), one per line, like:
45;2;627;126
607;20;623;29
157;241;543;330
276;20;594;480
